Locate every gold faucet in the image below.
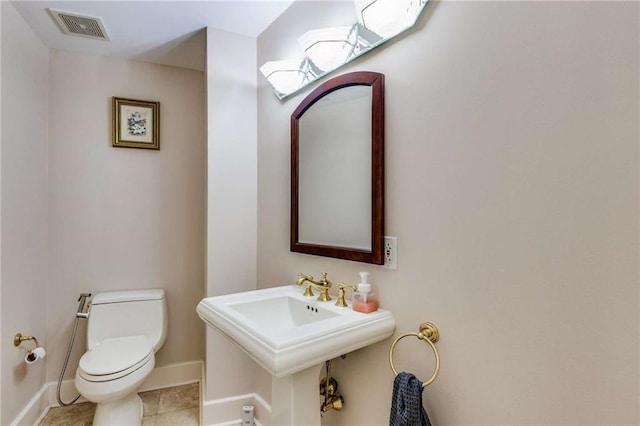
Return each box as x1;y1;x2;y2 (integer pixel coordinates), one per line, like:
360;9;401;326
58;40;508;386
335;283;357;307
296;273;315;297
296;272;333;301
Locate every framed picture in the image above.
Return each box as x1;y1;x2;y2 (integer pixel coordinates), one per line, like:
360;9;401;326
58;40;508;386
112;97;160;150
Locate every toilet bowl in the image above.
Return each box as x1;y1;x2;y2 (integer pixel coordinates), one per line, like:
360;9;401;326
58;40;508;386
74;290;167;426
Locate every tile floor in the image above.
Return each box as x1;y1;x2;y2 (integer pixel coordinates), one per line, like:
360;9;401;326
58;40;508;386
40;382;200;426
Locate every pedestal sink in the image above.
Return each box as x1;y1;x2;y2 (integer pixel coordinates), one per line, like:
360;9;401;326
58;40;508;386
197;285;395;425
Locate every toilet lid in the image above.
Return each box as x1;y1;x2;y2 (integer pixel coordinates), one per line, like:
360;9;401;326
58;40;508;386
79;335;152;377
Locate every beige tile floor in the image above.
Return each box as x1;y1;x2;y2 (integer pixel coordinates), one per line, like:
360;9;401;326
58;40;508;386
40;383;200;426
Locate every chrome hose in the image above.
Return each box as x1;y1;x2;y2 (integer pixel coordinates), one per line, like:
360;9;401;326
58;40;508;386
56;293;91;406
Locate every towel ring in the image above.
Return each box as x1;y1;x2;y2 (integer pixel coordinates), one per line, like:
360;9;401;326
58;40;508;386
389;322;440;389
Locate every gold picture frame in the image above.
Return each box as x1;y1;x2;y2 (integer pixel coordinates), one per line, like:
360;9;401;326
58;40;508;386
112;97;160;150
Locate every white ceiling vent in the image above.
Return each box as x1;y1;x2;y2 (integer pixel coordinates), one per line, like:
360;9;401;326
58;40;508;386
47;9;110;41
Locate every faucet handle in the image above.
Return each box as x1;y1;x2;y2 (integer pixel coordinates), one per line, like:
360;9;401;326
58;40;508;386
296;273;315;297
335;283;357;307
296;273;311;285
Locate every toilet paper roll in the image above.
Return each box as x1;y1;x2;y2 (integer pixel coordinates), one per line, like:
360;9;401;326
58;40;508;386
25;347;46;364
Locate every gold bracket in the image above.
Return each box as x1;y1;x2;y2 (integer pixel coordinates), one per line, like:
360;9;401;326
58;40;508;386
418;322;439;343
14;333;40;349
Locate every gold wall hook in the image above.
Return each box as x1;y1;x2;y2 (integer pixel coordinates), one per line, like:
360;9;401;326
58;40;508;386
14;333;40;349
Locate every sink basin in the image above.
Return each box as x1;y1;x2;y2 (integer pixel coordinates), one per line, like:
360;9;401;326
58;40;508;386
229;295;340;328
197;285;395;378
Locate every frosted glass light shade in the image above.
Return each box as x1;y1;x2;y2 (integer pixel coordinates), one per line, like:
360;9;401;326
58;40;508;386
260;0;428;100
259;59;316;96
355;0;427;38
298;26;358;72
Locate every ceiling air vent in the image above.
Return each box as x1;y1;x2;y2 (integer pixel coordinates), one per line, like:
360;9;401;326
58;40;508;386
47;9;110;41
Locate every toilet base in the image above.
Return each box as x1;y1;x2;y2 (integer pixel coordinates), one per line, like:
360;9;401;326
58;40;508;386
93;392;143;426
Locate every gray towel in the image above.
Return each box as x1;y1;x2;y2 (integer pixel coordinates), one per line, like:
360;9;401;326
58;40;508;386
389;372;431;426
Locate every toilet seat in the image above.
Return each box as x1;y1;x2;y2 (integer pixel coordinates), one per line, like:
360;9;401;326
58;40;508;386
78;335;153;382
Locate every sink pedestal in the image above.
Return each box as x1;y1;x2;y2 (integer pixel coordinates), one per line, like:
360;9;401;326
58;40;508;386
197;285;396;425
270;364;323;426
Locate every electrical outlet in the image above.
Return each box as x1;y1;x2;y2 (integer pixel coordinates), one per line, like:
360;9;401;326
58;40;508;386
242;405;255;425
383;236;397;269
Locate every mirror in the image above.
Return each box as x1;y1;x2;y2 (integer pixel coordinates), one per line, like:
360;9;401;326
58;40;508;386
291;71;384;264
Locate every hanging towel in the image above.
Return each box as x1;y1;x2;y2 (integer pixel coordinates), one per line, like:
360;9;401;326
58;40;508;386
389;372;431;426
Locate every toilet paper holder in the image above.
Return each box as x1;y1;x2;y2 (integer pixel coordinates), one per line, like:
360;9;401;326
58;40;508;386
14;333;46;364
14;332;40;350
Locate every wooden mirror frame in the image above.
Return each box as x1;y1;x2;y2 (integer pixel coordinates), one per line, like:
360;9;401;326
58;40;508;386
291;71;384;264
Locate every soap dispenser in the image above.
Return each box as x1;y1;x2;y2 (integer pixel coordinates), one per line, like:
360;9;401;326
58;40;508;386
352;272;379;313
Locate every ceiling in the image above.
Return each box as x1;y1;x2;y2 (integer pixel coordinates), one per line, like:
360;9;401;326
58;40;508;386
10;0;296;71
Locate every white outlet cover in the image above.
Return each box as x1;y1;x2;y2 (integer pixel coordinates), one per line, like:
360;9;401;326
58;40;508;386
383;236;397;269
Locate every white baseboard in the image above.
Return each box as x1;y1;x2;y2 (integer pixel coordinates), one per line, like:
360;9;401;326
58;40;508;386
9;384;49;426
10;360;203;426
203;392;271;426
139;360;203;392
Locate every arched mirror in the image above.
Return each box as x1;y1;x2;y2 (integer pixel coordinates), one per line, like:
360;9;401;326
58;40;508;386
291;71;384;264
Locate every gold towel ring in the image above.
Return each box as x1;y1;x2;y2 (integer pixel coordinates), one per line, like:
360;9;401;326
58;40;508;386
389;322;440;389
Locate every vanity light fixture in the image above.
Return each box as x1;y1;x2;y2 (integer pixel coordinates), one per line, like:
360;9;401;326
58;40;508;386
298;26;357;73
355;0;428;39
297;24;381;72
259;58;320;97
261;0;429;100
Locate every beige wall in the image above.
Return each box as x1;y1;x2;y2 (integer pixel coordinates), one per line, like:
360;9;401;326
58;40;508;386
0;2;3;419
1;2;50;424
47;51;206;383
258;2;639;425
3;3;205;422
204;27;258;403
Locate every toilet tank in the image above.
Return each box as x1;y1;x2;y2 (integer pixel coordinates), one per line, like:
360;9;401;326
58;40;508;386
87;289;168;352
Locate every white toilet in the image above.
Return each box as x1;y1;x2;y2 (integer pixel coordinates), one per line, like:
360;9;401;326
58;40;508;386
75;289;168;426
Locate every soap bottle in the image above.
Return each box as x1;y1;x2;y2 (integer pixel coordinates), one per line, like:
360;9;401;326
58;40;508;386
352;272;379;313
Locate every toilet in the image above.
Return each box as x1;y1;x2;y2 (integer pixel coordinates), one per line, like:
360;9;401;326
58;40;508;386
75;289;168;425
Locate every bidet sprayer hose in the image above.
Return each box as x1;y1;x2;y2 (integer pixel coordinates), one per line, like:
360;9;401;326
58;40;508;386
56;292;91;407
